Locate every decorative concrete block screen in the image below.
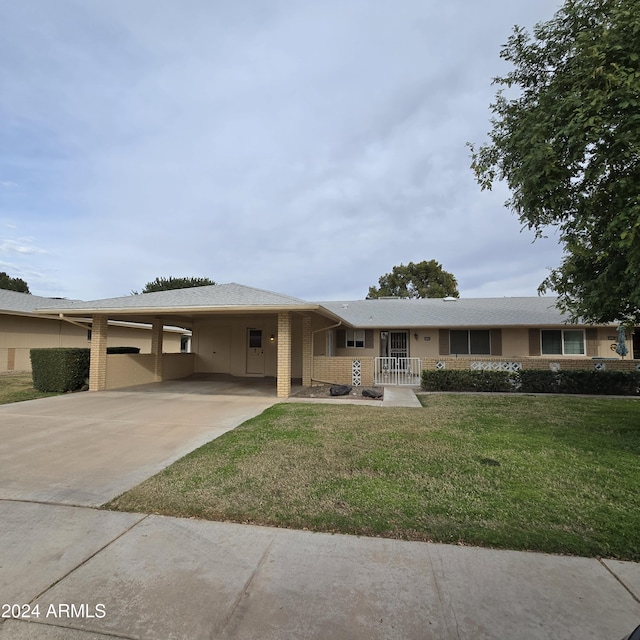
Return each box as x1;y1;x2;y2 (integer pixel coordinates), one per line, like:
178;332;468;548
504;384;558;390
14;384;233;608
470;361;522;372
352;360;361;387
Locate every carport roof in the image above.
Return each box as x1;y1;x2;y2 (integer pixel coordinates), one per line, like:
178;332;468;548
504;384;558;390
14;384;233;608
34;283;327;323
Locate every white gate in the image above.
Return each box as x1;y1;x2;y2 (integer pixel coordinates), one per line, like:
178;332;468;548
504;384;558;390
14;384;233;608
374;357;421;386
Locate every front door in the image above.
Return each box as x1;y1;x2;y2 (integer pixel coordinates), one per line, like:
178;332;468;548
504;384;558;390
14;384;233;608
389;331;408;358
246;328;265;374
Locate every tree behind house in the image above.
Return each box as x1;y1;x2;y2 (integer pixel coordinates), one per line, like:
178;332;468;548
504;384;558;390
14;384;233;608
134;276;216;294
0;272;30;293
367;260;459;299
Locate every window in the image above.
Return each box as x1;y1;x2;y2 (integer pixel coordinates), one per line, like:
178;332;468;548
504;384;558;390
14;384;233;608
450;330;491;355
248;329;262;349
346;329;365;348
541;330;585;355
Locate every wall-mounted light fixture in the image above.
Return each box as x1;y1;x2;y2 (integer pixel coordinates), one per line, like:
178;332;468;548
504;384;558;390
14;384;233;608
414;333;419;341
270;334;275;342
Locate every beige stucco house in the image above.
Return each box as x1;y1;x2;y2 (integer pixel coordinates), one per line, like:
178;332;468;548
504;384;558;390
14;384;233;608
0;289;187;373
30;283;638;397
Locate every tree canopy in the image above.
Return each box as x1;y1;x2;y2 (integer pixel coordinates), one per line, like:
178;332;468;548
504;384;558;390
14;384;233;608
0;271;30;293
367;260;459;299
135;276;216;294
469;0;640;326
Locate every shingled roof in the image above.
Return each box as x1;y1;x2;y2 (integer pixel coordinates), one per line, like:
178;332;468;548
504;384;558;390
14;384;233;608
33;283;319;316
0;289;81;315
24;282;606;328
319;296;586;327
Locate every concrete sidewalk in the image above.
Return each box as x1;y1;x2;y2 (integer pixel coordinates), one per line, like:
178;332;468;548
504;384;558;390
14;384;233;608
287;385;423;407
1;501;639;639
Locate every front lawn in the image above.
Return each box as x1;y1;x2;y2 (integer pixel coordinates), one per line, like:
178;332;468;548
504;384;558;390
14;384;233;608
0;372;61;404
105;395;640;560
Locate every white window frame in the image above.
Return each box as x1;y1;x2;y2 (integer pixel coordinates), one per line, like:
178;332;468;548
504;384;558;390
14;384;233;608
346;329;365;348
541;329;585;356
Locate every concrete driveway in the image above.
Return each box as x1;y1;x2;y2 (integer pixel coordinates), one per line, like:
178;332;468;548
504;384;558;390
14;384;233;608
0;382;277;506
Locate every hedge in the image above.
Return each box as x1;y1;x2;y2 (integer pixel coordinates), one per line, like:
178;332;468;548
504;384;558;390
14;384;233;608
421;369;640;396
420;370;515;393
30;348;90;393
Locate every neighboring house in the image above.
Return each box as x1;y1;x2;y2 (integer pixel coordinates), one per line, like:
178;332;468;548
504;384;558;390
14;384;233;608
32;283;637;397
0;289;187;373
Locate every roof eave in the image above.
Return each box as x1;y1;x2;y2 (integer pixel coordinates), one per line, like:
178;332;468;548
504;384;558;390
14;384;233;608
34;303;324;317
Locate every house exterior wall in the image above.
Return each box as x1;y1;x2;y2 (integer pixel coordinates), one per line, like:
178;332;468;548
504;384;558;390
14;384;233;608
192;314;304;379
105;353;195;389
323;325;631;361
0;314;184;372
312;324;634;386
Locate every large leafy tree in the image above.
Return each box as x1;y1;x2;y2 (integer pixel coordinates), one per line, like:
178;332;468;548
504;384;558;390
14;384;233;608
367;260;459;299
135;276;216;294
0;271;30;293
469;0;640;325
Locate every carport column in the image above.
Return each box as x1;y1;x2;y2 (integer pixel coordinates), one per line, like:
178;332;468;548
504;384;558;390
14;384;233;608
89;315;108;391
151;318;163;382
277;312;292;398
302;315;312;387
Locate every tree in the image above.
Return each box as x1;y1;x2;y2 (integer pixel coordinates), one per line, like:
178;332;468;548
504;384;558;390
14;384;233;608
0;271;30;293
134;276;216;294
367;260;459;299
468;0;640;326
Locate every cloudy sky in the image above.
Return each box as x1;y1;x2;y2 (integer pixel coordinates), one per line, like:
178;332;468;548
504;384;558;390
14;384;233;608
1;0;565;302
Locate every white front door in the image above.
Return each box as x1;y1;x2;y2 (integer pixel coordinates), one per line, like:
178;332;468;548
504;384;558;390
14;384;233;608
246;328;265;374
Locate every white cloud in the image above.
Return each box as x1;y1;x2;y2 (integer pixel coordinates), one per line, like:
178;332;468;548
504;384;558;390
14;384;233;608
0;239;48;256
0;0;566;300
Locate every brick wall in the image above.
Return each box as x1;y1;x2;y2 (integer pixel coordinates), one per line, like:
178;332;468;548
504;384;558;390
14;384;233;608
313;356;375;386
313;355;638;387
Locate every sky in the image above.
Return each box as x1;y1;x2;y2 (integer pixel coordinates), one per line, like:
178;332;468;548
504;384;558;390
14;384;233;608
0;0;566;302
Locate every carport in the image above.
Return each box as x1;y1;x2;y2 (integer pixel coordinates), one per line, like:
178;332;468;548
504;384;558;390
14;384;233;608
35;284;342;398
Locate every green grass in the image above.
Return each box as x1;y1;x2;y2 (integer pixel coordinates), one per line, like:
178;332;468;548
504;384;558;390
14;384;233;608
105;395;640;560
0;372;61;404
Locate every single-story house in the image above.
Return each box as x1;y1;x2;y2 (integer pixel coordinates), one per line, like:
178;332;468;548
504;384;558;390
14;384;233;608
0;289;188;373
31;282;639;397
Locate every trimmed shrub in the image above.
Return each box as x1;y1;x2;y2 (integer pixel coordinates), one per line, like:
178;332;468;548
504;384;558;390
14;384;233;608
519;370;558;393
557;370;640;396
421;370;514;392
106;346;141;354
30;348;90;393
425;368;640;396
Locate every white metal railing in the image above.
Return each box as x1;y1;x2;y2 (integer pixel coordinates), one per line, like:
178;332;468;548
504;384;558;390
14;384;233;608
374;357;421;386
